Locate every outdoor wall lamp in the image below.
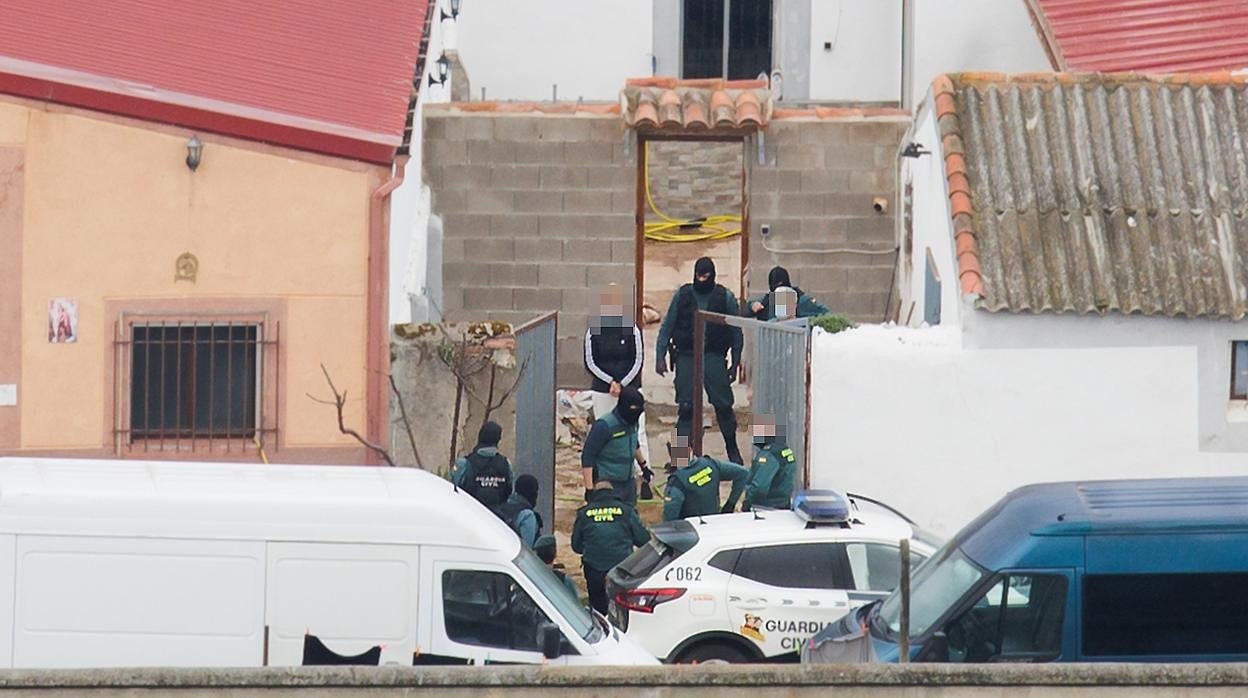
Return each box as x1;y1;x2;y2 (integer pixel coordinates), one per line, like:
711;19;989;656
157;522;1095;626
440;0;461;22
901;142;930;158
428;54;451;88
185;135;203;172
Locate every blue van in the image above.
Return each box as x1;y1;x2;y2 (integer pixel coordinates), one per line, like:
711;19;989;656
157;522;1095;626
804;477;1248;663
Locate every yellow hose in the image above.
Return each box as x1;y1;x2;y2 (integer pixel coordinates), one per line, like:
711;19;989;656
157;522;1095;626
643;143;743;242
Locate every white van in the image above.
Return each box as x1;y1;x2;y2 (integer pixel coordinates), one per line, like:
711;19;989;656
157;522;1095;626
0;457;657;668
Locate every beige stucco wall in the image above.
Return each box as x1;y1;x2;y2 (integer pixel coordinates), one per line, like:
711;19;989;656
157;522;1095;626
0;96;377;457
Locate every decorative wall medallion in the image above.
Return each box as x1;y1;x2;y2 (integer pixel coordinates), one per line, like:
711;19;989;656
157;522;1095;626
175;252;198;283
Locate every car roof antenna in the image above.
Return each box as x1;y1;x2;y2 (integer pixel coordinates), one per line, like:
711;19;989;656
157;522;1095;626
698;514;707;525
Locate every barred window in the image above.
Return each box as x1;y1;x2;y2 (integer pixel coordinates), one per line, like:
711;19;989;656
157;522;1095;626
130;324;259;439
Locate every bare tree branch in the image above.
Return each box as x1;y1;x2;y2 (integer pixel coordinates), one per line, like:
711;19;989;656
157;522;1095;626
312;363;396;467
388;372;424;469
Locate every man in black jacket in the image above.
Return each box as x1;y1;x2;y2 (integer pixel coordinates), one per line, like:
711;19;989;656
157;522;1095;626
656;257;744;463
584;284;650;485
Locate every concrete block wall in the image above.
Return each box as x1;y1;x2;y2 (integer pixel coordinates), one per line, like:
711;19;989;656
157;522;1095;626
748;118;909;322
647;140;743;220
423;112;635;385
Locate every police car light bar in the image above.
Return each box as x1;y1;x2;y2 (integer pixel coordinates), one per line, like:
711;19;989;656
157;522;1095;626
792;489;850;524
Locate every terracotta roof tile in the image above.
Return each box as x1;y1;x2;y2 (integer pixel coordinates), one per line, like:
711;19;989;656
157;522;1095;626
622;77;772;130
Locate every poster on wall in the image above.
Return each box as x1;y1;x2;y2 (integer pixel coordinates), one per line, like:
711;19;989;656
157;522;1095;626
47;298;78;344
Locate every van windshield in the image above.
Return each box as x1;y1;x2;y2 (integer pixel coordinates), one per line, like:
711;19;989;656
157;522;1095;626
514;548;599;642
876;543;985;638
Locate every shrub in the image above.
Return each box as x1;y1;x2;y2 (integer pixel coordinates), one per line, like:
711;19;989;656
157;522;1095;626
809;313;856;334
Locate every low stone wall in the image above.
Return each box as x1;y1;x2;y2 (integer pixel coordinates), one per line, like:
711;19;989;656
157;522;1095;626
2;664;1246;697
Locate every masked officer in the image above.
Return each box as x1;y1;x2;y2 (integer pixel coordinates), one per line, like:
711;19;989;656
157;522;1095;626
662;433;749;521
534;534;580;600
656;257;744;463
742;413;798;511
746;266;831;321
571;481;651;614
580;386;649;505
452;421;513;511
497;473;541;548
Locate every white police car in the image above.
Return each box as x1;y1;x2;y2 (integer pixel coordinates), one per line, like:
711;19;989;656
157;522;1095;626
605;490;942;663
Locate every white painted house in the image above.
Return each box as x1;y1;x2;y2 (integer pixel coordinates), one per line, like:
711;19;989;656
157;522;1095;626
808;73;1248;536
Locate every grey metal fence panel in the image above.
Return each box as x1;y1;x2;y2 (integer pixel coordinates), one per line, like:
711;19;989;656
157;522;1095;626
513;312;558;530
746;318;809;486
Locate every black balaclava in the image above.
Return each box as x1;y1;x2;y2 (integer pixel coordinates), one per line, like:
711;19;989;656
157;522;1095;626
515;473;539;505
478;421;502;448
768;266;792;292
616;386;645;425
693;257;716;293
534;535;557;564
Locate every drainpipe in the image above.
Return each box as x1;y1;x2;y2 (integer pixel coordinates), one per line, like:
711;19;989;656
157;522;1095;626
366;155;408;465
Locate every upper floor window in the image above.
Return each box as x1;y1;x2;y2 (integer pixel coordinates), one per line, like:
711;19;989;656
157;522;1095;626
683;0;773;80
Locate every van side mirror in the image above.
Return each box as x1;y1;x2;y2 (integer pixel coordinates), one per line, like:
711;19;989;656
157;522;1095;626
921;631;950;663
539;623;562;660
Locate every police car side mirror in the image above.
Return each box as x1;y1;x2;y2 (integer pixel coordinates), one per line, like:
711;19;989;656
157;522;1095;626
539;623;563;660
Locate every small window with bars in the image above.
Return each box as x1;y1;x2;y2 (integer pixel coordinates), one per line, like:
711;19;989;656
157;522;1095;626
115;319;278;451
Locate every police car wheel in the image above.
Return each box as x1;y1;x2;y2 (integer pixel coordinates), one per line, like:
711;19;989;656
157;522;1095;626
676;641;751;664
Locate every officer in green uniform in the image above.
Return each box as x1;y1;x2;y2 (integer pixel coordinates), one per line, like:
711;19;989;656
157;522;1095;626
745;266;831;321
656;257;744;463
580;386;648;504
662;434;749;521
571;481;651;614
743;413;798;511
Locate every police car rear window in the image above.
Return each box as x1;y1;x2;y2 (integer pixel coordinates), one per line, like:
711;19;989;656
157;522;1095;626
615;539;676;582
708;549;740;574
734;543;853;590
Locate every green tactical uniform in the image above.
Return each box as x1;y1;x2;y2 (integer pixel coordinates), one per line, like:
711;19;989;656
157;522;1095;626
588;410;639;483
663;455;749;521
571;489;651;571
744;440;798;510
745;291;831;321
657;282;743;461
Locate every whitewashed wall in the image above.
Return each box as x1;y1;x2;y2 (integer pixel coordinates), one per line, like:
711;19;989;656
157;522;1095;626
897;101;961;327
909;0;1050;107
808;323;1248;538
456;0;653;102
808;0;902;102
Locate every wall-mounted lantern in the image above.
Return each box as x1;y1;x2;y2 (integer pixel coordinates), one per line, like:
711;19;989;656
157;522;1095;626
440;0;461;22
427;54;451;88
185;135;203;171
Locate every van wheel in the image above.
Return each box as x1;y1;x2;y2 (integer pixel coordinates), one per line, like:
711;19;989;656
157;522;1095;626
676;641;752;664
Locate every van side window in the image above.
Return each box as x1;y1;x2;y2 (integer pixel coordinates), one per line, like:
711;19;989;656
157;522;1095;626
1083;572;1248;657
944;574;1066;662
845;543;927;592
442;570;553;652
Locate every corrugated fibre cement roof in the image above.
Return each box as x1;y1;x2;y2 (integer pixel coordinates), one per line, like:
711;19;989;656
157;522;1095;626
938;73;1248;319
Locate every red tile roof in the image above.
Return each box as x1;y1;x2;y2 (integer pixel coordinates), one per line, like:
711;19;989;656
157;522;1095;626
621;77;773;130
1026;0;1248;73
0;0;427;164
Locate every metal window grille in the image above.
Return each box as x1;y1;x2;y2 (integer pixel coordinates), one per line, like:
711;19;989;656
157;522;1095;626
113;319;279;453
682;0;773;80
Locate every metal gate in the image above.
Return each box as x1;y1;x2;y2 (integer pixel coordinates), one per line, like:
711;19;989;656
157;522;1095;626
512;311;558;529
693;312;810;484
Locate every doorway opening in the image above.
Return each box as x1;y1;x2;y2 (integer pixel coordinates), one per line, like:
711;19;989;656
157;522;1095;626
634;132;750;459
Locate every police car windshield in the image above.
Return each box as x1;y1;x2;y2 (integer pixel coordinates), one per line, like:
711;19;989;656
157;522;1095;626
514;548;600;642
875;543;985;638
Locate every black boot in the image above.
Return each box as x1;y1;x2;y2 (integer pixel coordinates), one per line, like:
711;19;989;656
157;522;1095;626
718;408;743;464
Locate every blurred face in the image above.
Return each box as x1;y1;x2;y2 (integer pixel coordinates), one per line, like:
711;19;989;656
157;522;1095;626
669;434;691;467
597;285;631;324
752;416;776;441
773;288;797;320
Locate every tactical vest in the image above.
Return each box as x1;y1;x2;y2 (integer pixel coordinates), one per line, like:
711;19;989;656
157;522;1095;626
672;284;733;354
496;496;543;535
669;457;721;517
463;450;509;508
755;441;797;505
593;411;638;483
